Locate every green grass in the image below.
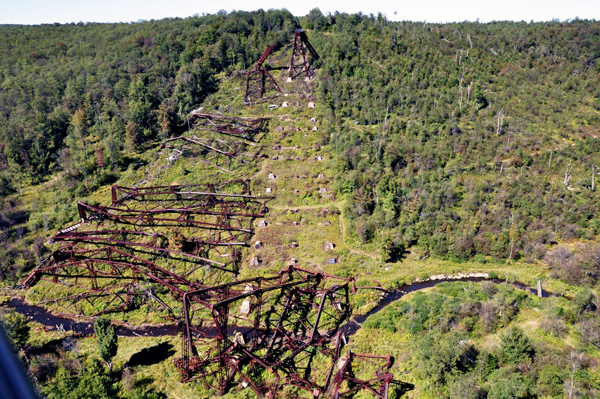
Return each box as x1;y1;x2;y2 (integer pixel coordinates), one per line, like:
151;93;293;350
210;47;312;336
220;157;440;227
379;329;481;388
5;42;598;399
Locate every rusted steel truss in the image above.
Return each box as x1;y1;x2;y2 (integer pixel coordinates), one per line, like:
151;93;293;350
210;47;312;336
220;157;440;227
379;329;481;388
161;134;265;175
111;180;253;206
173;265;396;398
21;182;263;316
245;45;283;102
188;113;269;140
289;29;320;81
20;178;398;397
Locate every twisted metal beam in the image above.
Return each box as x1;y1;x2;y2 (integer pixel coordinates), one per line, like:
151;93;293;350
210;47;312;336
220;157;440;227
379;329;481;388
174;266;397;398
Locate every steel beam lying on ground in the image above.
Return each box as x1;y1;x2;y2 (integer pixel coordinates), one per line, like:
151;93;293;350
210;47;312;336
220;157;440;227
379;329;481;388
20;180;398;397
21;183;262;317
188;113;268;140
110;180;253;206
26;245;202;316
161;135;265;175
174;265;396;398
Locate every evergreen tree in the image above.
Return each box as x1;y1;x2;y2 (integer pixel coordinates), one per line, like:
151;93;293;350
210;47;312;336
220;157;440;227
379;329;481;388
498;326;533;365
94;317;118;371
0;312;30;349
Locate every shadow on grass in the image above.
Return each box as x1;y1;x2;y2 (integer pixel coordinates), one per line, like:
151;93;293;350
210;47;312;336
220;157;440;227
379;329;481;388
127;341;175;367
27;338;64;356
395;381;415;397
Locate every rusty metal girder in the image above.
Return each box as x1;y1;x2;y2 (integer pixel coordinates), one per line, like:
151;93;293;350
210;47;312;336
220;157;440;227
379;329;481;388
289;29;319;81
21;184;262;317
245;45;283;102
20;178;398;398
22;245;204;316
74;202;258;232
188;114;269;140
173;265;396;398
111;180;253;206
161;135;265;175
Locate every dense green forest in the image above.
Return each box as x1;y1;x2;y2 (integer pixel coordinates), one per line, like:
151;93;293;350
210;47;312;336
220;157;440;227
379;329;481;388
1;9;600;399
2;11;600;279
359;281;600;398
311;15;600;266
0;10;299;279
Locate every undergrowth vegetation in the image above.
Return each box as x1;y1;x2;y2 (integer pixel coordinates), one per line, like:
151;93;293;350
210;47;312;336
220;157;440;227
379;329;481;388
357;282;600;397
0;8;600;399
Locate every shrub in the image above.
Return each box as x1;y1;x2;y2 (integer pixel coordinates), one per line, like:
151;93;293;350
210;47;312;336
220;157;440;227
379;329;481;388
498;326;533;365
536;365;564;397
0;312;30;348
94;317;118;371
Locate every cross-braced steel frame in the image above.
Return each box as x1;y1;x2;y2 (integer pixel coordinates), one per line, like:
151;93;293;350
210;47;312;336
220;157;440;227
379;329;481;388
21;181;263;317
245;45;283;102
21;178;400;397
161;134;264;175
289;29;320;81
173;265;398;398
188;114;269;141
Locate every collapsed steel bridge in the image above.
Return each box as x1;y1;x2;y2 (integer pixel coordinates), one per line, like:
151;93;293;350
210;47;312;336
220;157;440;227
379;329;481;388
174;265;399;398
21;181;400;398
161;114;268;174
161;134;265;175
188;113;269;140
21;181;262;316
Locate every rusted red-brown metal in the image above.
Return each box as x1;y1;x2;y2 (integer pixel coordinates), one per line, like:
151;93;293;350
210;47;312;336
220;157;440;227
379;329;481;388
161;135;265;175
245;45;283;102
327;350;396;398
20;179;397;398
20;183;262;317
173;265;396;398
111;180;253;206
289;29;320;81
186;114;268;140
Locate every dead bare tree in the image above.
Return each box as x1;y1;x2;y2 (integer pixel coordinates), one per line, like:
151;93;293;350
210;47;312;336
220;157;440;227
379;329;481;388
376;107;389;166
479;302;498;333
458;67;465;109
496;109;505;136
565;351;584;398
508;211;517;260
564;161;573;187
467;83;472;105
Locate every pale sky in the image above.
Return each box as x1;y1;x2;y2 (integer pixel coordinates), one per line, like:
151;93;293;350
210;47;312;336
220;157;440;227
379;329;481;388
1;0;599;25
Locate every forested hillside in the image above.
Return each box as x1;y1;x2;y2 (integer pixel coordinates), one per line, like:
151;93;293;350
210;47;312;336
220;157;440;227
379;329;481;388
310;16;600;267
2;13;600;279
1;10;600;399
0;10;299;279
